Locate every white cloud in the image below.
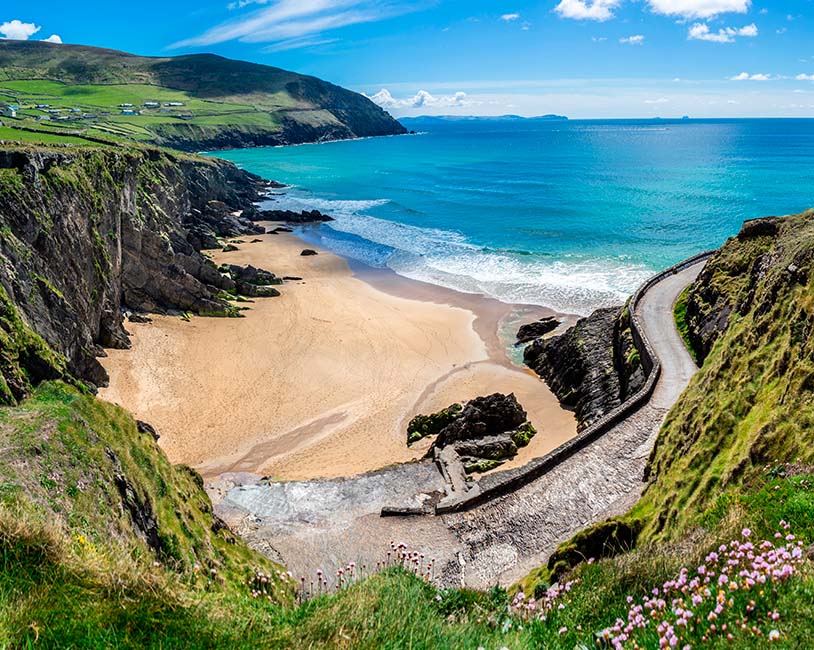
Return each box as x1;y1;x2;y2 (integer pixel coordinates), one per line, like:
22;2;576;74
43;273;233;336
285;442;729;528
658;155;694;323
367;88;470;109
729;72;770;80
554;0;621;22
688;22;757;43
557;0;750;21
592;36;607;42
41;34;62;43
501;13;520;21
644;97;668;103
0;19;41;40
646;0;750;19
173;0;419;48
796;74;814;81
263;36;337;51
619;34;645;44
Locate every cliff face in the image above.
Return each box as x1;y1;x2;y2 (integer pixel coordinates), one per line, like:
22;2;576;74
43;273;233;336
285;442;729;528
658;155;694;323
523;305;645;430
681;217;787;364
0;144;268;400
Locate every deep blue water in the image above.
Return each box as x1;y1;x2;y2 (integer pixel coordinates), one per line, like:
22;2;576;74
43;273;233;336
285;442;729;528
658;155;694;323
213;118;814;314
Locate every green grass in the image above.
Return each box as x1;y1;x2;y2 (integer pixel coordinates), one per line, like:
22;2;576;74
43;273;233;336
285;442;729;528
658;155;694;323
0;125;99;146
673;285;700;365
0;76;294;152
3;448;813;648
633;212;814;542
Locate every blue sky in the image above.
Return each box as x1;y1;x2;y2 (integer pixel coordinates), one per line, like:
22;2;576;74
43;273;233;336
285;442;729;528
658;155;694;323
4;1;814;117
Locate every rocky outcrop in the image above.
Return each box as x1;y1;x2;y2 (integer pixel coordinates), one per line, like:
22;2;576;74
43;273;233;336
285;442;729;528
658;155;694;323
523;306;645;430
408;393;537;474
0;145;277;399
254;208;334;224
681;216;785;364
516;316;560;344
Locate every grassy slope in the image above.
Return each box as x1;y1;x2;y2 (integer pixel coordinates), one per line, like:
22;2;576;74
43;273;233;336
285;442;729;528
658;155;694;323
634;210;814;541
673;285;700;365
3;395;812;649
0;41;404;150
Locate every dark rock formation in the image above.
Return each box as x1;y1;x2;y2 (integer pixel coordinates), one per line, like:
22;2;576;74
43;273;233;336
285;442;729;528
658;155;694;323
0;145;274;397
255;208;333;224
407;403;463;445
235;282;280;298
300;249;318;256
516;316;560;344
106;448;162;553
225;264;280;286
524;306;645;431
136;420;160;441
408;393;537;473
681;216;787;364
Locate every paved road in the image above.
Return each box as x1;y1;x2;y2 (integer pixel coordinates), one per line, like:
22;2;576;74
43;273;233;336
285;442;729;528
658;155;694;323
213;261;706;589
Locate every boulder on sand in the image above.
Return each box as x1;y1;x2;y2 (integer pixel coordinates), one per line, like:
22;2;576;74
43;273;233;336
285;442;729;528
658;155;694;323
407;393;537;474
300;249;318;256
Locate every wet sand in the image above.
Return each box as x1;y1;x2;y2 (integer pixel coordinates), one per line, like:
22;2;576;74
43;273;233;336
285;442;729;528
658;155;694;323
99;226;577;480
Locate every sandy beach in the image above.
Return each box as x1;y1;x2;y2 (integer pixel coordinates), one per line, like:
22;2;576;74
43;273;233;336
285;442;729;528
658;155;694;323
100;227;577;481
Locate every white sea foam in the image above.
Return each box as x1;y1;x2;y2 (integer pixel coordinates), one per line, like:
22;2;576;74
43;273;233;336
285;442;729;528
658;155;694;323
266;192;653;315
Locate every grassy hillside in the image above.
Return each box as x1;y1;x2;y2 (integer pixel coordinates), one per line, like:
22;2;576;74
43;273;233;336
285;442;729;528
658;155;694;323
0;41;404;151
3;380;811;649
635;210;814;540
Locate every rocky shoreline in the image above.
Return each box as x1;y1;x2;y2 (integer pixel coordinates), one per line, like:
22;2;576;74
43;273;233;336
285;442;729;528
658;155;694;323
0;145;313;398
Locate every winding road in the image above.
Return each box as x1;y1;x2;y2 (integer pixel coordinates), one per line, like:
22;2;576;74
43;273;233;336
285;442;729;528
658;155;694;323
211;260;707;589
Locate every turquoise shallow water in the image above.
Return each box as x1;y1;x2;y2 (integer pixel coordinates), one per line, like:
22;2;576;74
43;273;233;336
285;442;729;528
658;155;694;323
213;118;814;314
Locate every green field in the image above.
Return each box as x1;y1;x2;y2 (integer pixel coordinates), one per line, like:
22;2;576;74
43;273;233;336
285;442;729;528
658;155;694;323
0;79;288;147
0;125;108;146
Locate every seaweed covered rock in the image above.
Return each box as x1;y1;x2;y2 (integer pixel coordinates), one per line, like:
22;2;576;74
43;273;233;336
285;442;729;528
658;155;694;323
407;403;462;445
408;393;536;474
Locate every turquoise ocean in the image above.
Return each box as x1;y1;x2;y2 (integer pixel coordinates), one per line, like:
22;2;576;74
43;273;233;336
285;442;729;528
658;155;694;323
213;118;814;315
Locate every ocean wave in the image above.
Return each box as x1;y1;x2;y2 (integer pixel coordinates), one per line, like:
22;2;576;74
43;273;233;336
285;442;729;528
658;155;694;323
272;190;652;315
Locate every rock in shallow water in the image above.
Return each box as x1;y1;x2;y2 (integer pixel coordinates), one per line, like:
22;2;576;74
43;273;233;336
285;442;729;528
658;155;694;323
516;316;560;344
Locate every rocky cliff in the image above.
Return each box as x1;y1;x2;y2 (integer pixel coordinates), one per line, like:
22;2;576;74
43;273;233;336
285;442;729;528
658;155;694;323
523;305;645;430
0;143;271;402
